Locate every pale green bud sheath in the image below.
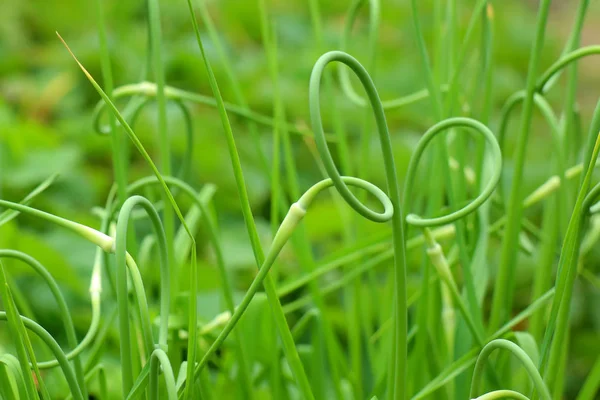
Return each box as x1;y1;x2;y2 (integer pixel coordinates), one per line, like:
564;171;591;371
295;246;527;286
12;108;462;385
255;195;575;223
472;390;531;400
423;228;484;346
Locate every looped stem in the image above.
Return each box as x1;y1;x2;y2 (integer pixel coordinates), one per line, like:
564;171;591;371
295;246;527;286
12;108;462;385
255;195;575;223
309;49;407;399
404;117;501;227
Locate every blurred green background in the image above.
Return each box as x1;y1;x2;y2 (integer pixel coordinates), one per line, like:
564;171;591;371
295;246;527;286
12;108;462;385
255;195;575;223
2;0;600;397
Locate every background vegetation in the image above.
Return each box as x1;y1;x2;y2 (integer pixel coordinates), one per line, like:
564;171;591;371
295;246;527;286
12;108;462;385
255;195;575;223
1;0;600;398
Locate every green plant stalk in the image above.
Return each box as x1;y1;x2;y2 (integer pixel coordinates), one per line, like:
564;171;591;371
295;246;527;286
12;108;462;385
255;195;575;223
91;365;108;400
195;5;339;396
83;308;118;373
495;87;566;352
536;46;600;93
541;135;600;388
256;2;284;396
339;0;379;109
0;262;40;400
0;196;164;398
0;199;114;251
528;196;559;343
267;154;553;302
3;270;36;322
0;355;27;399
411;153;444;392
95;0;127;206
291;308;319;340
147;0;176;316
470;339;551;400
197;0;270;179
146;0;170;186
538;100;600;387
124;175;253;397
294;308;327;399
188;177;392;383
576;353;600;400
403;118;501;228
94;0;140;321
542;0;589;91
423;230;484;346
412;289;555;400
114;196;171;395
129;303;144;388
458;8;495;397
489;0;553;331
269;118;355;392
310;51;408;400
559;0;590;168
58;34;200;398
401;115;502;397
551;329;569;399
282;92;343;398
172;184;216;265
150;349;177;400
496;91;566;233
0;311;85;400
409;0;489;356
409;0;442;117
340;3;380;396
306;2;352;397
444;0;457;88
282;250;391;315
444;0;491;113
0;250;87;393
91;95;194;183
580;266;600;289
92;81;335;141
94;192;120;299
125;358;152;399
0;174;57;227
182;2;313;398
65;365;109;400
408;5;470;375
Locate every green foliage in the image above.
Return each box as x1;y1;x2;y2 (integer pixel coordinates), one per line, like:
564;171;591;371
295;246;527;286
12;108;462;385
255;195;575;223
1;0;600;399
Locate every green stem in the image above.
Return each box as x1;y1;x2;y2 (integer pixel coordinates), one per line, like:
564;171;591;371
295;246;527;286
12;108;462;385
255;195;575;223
187;177;391;395
149;349;177;400
576;354;600;400
182;2;313;397
489;0;553;331
470;339;550;400
92;81;335;141
0;250;87;397
0;311;85;400
123;175;254;396
403;118;501;228
309;51;407;399
114;195;170;395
